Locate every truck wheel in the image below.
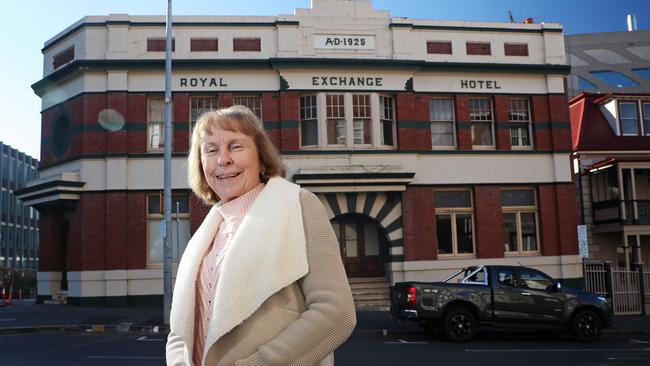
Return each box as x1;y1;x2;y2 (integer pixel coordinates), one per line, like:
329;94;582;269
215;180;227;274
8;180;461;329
571;310;602;342
443;308;476;342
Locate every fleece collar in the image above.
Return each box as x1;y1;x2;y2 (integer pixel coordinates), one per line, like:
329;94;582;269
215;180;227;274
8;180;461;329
169;177;309;356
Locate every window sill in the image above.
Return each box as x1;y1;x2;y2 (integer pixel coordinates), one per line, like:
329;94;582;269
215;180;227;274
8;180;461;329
511;146;534;151
471;145;496;150
431;145;457;150
437;253;477;259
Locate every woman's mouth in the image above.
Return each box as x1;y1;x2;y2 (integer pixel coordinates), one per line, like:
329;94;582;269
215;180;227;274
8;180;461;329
217;172;242;180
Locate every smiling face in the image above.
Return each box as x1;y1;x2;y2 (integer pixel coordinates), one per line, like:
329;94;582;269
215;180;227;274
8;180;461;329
200;124;263;203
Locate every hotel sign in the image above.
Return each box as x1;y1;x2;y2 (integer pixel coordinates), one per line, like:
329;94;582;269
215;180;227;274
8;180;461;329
281;71;410;91
314;34;376;50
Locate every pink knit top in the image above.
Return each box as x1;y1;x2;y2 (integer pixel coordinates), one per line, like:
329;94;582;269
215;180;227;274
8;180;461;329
192;183;265;366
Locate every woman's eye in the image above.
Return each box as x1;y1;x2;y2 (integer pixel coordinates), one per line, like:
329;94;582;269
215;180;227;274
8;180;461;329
231;144;243;151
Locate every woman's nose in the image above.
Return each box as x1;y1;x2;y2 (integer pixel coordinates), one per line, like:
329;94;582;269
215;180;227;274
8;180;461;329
217;150;232;166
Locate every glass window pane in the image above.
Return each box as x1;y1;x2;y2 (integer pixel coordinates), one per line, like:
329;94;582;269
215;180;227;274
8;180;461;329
171;195;189;214
301;120;318;146
436;214;452;254
344;223;358;257
497;268;516;287
353;119;371;144
327;119;346;144
502;190;535;206
644;104;650;135
503;212;518;252
471;122;493;145
521;212;538;251
508;99;530;121
590;71;640;88
148;220;163;263
619;103;638;135
430;98;454;121
519;269;552;290
578;76;597;91
469;98;492;121
510;125;530;146
172;219;190;262
234;95;262;120
382;120;394;146
435;191;471;208
432;121;454;146
364;222;379;256
632;68;650;81
456;214;473;254
148;194;161;214
331;222;341;242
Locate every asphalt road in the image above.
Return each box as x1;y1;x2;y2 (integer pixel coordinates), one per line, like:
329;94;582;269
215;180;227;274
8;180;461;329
1;329;649;365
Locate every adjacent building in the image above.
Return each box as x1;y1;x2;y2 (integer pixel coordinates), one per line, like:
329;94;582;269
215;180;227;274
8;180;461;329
20;0;580;306
0;142;40;297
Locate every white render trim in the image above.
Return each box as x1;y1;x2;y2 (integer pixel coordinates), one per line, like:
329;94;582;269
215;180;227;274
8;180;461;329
387;254;582;284
48;269;177;298
36;272;62;296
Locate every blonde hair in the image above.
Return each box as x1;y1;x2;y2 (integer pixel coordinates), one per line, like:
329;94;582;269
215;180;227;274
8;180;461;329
187;105;286;205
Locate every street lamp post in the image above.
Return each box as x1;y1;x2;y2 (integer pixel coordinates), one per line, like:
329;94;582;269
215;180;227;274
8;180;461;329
163;0;173;326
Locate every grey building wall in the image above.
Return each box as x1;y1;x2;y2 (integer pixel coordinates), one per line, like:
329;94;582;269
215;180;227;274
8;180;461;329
566;29;650;98
0;142;39;273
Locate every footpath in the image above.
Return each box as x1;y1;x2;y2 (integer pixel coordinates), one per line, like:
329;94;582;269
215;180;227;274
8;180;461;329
1;300;650;336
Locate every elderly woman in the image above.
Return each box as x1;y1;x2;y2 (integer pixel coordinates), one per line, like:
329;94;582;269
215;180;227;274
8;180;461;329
166;105;356;366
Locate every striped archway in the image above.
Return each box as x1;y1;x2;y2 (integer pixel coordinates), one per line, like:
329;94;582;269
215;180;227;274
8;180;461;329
316;192;403;262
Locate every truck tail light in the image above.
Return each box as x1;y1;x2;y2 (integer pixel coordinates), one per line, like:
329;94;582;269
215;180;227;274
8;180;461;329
407;286;417;305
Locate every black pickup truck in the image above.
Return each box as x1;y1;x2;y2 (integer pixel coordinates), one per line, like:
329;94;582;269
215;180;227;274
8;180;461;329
390;265;611;342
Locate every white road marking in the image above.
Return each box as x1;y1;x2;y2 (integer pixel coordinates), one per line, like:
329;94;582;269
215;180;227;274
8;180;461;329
85;356;165;360
466;348;650;352
607;357;650;360
385;339;429;344
629;339;650;344
0;318;18;322
136;336;164;341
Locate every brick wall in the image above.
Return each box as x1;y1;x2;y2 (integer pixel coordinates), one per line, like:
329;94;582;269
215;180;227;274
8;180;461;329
37;207;64;272
403;187;436;261
427;41;452;54
474;186;505;258
279;92;299;150
504;43;529;56
126;192;146;269
106;192;127;270
494;95;512;150
190;38;218;52
454;95;472;149
233;38;261;52
466;42;491;55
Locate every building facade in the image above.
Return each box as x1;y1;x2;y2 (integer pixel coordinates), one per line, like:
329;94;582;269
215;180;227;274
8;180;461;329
570;92;650;267
22;0;580;306
566;29;650;98
0;142;40;297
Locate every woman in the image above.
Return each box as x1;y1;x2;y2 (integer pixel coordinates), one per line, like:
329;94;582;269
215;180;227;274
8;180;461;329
166;105;356;366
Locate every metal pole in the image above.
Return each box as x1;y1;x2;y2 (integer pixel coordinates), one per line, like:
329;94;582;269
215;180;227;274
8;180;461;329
163;0;173;326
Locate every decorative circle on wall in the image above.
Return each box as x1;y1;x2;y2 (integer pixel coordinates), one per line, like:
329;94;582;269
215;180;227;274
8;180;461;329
51;109;71;157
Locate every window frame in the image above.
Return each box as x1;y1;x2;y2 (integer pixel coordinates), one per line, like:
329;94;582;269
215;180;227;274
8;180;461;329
299;94;319;148
643;102;650;136
145;191;190;268
618;101;640;136
429;96;457;149
469;97;495;149
147;96;165;152
435;189;476;258
189;95;219;138
508;97;533;149
352;93;373;147
379;95;396;147
501;188;540;256
233;94;263;121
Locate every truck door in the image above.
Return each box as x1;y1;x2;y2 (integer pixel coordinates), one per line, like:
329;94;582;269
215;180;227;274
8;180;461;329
491;268;521;321
515;268;564;323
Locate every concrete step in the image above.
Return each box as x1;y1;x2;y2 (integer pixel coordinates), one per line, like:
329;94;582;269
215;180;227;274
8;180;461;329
354;301;391;312
353;293;390;302
348;277;388;284
349;282;391;290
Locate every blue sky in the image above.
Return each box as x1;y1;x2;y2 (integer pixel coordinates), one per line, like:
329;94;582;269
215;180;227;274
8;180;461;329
1;0;648;159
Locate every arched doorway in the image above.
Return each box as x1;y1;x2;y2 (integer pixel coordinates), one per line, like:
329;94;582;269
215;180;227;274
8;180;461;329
331;213;388;278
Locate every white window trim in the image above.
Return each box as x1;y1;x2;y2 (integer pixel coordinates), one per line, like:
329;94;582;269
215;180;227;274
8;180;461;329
502;188;540;256
299;94;319;148
302;92;397;150
469;97;495;150
435;189;476;258
618;101;639;136
189;95;219;141
508;98;534;150
145;192;190;268
147;97;165;153
430;96;457;150
642;102;650;136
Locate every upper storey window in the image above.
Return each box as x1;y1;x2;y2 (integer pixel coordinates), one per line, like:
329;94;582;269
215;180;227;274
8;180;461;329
608;99;650;136
148;97;165;151
591;71;639;88
234;95;262;121
430;97;456;148
508;98;532;148
299;93;396;150
53;47;74;69
147;38;175;52
504;43;529;56
469;98;494;147
466;42;491;56
427;41;452;54
233;37;261;52
191;38;218;52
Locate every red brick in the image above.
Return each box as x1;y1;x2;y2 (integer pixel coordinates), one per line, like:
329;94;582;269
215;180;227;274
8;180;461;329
466;42;491;55
218;93;233;108
127;94;148;154
504;43;529;56
190;192;211;234
105;192;127;270
37;207;64;272
279;92;299;151
80;193;106;271
191;38;218;52
531;96;553;150
556;184;579;255
494;95;511;150
173;93;190;153
106;93;128;153
538;185;560;256
474;186;504;258
427;41;452;54
126;192;147;270
147;38;175;52
455;95;472;150
403;187;436;261
233;38;261;52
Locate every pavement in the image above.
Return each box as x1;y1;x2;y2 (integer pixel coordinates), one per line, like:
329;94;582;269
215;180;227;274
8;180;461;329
1;299;649;336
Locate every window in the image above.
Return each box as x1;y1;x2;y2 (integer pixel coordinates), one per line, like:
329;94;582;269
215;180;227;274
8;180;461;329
435;190;474;256
53;47;74;69
147;193;190;265
466;42;491;55
233;95;262;120
147;97;165;151
300;95;318;147
352;94;371;145
502;189;539;254
427;41;452;54
644;103;650;136
496;268;516;287
590;166;619;203
632;68;650;81
619;102;638;135
430;98;455;147
469;98;494;146
191;38;218;52
590;71;640;88
233;37;261;52
504;43;528;56
379;96;395;146
190;96;218;133
518;269;553;291
326;94;346;145
578;76;597;91
508;98;532;147
147;38;175;52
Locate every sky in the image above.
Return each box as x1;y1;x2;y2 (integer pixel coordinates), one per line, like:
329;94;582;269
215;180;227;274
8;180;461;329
1;0;648;159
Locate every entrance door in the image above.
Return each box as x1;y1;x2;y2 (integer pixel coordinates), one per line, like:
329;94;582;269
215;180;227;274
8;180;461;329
331;215;386;278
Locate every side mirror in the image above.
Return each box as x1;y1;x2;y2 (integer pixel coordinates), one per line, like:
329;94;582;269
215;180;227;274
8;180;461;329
547;280;561;292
